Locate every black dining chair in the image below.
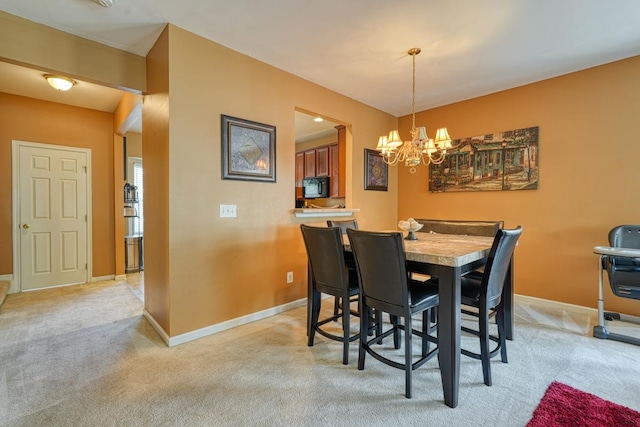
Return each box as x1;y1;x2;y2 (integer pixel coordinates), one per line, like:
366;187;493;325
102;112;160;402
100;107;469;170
408;219;504;280
301;224;360;365
327;219;359;317
347;229;440;398
428;226;522;386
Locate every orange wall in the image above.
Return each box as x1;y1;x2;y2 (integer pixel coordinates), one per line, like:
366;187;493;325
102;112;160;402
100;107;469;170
145;25;398;336
143;26;172;333
0;93;116;277
397;55;640;316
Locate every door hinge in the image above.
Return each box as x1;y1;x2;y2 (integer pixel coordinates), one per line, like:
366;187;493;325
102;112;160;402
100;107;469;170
85;264;88;270
83;166;87;173
85;215;88;222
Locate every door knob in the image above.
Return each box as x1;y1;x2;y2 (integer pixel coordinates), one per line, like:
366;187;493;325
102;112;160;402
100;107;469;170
22;223;31;229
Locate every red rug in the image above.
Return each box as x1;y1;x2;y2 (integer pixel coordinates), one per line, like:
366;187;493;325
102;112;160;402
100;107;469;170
527;381;640;426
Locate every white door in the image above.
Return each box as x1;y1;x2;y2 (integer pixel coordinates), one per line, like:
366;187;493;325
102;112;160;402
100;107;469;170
15;142;90;291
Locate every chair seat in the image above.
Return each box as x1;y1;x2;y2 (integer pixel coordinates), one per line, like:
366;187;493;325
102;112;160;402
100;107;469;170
409;280;439;309
460;276;501;309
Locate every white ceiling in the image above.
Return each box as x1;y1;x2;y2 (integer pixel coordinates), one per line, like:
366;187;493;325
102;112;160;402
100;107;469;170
0;61;124;112
2;0;640;120
294;112;339;144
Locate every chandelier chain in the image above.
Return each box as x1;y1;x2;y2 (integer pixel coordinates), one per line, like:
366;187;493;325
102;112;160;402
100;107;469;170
411;51;416;133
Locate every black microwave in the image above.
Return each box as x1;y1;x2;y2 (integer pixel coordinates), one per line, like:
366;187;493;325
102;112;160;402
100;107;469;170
303;176;329;198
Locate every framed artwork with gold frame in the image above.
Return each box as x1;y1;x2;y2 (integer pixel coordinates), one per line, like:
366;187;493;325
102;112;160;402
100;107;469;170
364;148;388;191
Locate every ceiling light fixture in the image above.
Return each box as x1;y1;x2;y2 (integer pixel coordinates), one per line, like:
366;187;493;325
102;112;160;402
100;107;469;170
313;117;324;122
376;48;455;173
96;0;114;7
44;74;76;91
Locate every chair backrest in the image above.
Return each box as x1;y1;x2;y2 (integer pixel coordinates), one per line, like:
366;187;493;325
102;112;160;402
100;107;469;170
347;229;409;314
480;226;523;304
327;219;358;235
414;219;503;237
608;225;640;249
300;224;349;294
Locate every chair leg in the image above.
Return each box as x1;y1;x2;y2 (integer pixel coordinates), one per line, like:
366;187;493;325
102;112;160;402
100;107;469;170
342;294;351;365
375;309;383;344
497;304;508;363
430;306;438;324
333;296;340;318
479;306;492;386
308;290;321;346
358;303;369;371
422;310;429;357
391;315;401;349
404;316;413;398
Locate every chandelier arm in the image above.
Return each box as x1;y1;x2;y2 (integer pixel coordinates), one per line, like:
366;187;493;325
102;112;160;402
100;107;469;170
381;151;399;165
429;150;447;165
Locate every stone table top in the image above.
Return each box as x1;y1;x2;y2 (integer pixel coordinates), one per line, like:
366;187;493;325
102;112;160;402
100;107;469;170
343;232;493;267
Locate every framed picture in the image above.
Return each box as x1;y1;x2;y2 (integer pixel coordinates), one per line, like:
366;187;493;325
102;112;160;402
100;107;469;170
364;148;388;191
221;114;276;182
428;125;539;193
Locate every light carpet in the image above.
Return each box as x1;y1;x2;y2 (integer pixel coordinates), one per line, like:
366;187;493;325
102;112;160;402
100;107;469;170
0;280;639;426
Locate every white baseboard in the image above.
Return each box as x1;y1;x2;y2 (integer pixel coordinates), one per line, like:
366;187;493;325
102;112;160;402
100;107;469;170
515;293;597;316
143;297;307;347
141;293;629;348
143;309;170;345
115;274;127;281
515;293;640;324
91;275;115;283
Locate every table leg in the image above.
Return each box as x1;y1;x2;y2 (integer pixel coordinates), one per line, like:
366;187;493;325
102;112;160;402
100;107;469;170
437;265;461;408
503;257;514;340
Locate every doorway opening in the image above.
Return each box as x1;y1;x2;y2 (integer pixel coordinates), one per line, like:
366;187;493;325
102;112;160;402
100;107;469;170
294;110;347;209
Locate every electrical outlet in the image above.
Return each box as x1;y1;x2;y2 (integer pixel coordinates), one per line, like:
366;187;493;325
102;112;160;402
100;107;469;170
286;271;294;284
219;204;237;218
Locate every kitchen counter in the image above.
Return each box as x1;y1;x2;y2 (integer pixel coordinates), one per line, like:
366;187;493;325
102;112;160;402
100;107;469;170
293;208;359;218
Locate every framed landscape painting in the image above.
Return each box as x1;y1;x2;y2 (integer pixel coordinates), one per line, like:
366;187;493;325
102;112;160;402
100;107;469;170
428;126;539;193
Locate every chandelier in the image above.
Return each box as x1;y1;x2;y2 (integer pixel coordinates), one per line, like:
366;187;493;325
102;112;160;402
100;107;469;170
376;48;453;173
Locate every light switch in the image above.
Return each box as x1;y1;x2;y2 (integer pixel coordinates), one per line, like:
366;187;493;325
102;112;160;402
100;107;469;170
220;204;237;218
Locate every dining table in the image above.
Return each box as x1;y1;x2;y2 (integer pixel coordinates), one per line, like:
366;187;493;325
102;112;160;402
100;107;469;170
342;231;514;408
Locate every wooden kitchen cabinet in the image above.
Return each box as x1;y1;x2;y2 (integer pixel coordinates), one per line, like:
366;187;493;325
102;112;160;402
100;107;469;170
329;144;340;198
315;146;329;177
295;151;304;199
304;150;316;178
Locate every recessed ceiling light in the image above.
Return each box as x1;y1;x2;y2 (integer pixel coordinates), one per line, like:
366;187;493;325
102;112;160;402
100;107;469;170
313;117;324;122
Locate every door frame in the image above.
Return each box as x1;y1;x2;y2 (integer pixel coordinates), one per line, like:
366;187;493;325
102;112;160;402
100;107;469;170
11;140;93;293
